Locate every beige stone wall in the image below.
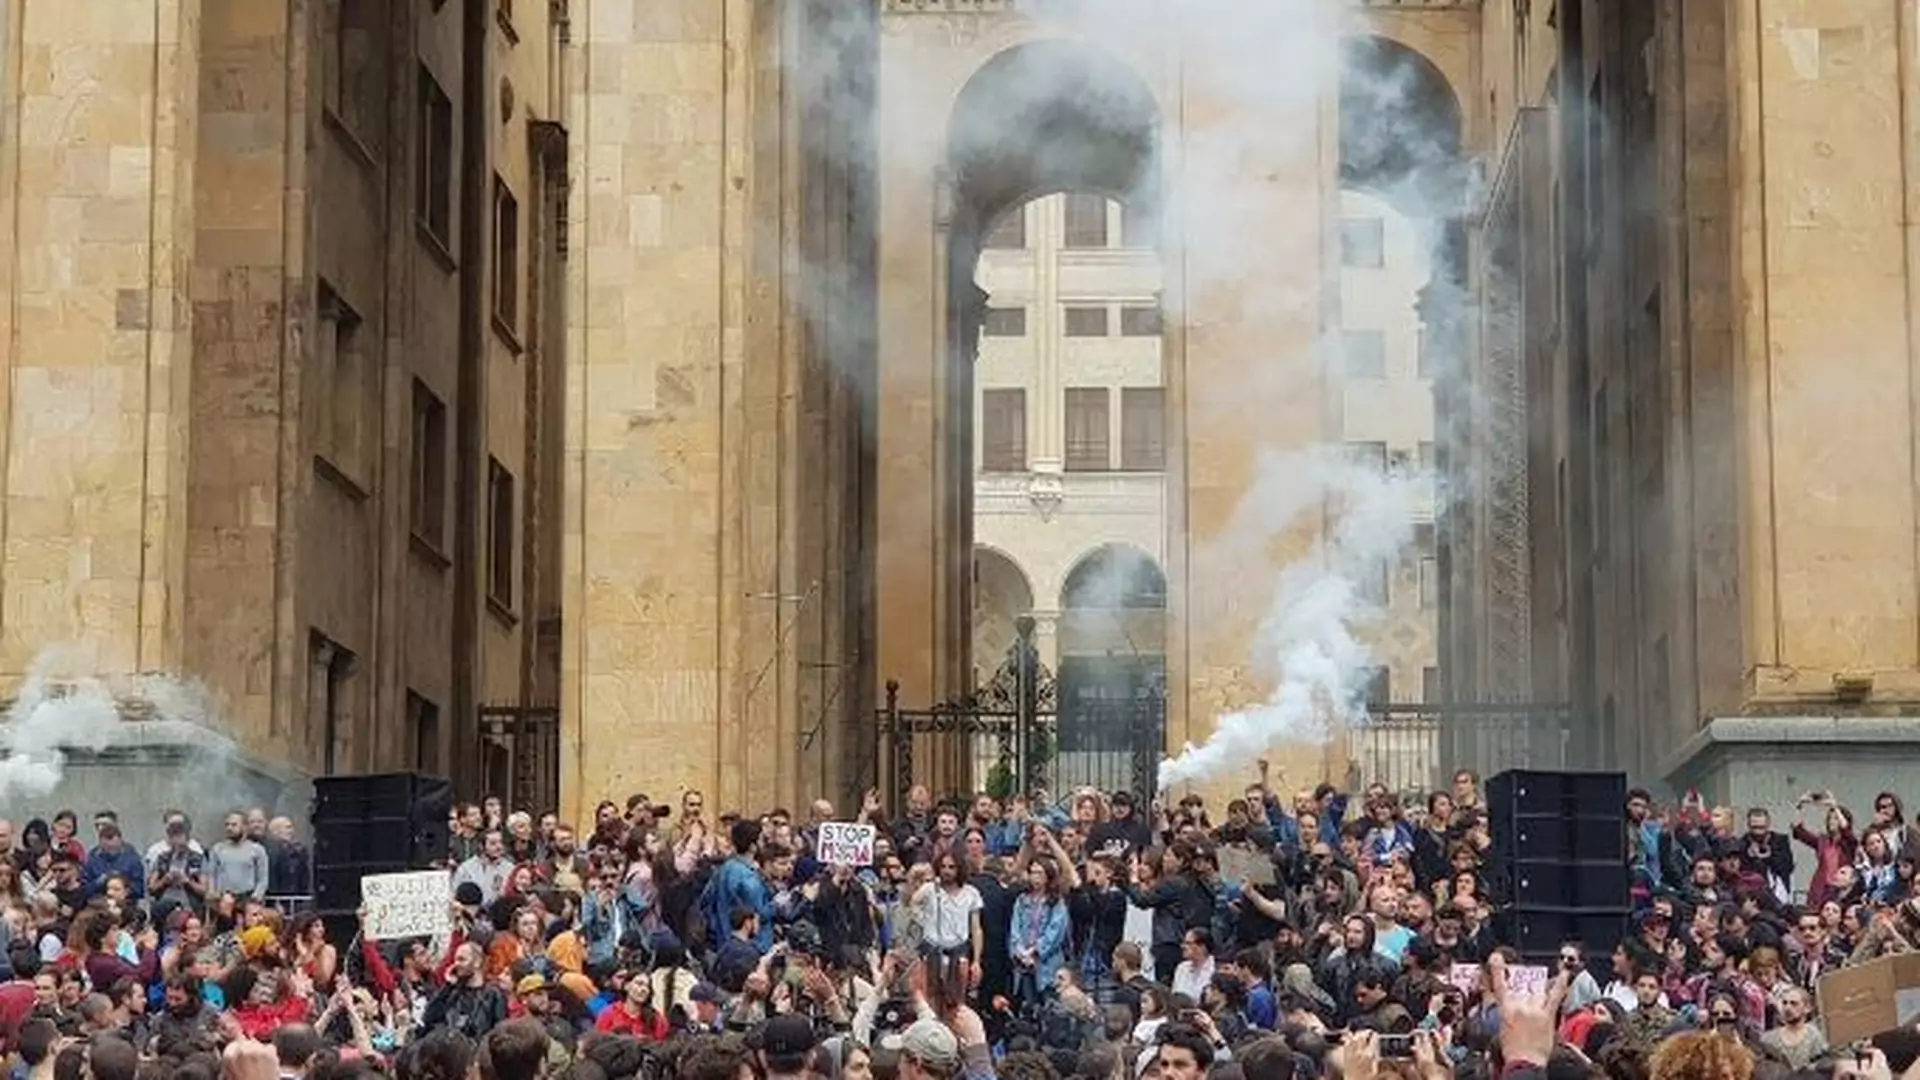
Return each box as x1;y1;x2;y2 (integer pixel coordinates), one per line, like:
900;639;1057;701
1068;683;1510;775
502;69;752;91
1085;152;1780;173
0;0;201;685
561;0;878;821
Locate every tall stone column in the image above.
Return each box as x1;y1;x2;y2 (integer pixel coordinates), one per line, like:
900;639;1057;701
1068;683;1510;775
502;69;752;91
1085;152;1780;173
1667;0;1920;820
1163;4;1335;792
0;0;200;687
561;0;877;821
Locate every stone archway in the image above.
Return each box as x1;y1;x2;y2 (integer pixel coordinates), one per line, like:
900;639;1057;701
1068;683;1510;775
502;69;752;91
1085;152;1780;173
972;545;1036;689
1055;543;1166;795
934;39;1164;705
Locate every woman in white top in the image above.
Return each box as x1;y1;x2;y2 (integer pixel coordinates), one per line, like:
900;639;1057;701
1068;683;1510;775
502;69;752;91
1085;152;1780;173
911;850;984;989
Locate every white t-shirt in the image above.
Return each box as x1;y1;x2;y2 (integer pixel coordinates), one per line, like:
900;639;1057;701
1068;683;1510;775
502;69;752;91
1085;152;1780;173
915;883;983;951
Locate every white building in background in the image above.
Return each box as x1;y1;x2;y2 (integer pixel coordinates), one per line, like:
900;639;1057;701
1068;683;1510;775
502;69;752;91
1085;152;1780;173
967;188;1439;789
971;192;1167;692
1337;188;1442;788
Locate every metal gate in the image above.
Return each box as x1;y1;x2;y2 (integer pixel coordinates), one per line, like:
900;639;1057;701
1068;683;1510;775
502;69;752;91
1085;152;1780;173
873;619;1167;805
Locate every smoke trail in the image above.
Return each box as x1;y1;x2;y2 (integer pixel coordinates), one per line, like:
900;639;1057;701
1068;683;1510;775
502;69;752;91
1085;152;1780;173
1158;447;1427;788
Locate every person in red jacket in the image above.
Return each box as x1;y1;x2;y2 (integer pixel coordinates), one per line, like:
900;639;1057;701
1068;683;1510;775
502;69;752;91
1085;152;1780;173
225;965;312;1039
594;973;669;1040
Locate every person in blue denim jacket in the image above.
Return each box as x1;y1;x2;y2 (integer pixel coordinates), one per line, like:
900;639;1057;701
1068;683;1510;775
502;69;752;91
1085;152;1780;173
699;819;776;955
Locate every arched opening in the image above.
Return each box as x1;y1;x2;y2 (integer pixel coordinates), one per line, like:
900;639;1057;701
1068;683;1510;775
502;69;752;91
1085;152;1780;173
1337;35;1465;790
1055;543;1166;795
946;41;1167;795
971;546;1035;689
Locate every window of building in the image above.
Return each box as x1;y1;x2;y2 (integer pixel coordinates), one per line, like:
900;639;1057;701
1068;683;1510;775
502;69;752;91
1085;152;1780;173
983;208;1026;250
1064;305;1109;338
416;66;455;252
1063;388;1111;472
1344;329;1386;378
1356;559;1389;606
324;0;386;155
309;633;356;775
493;177;521;339
1416;325;1434;378
1120;387;1165;471
1120;305;1162;337
408;691;441;776
1346;441;1388;473
1422;666;1442;702
1362;666;1390;709
1339;217;1384;268
488;457;516;612
411;380;449;552
1420;556;1439;609
1120;200;1154;249
981;389;1027;472
982;306;1027;337
312;281;367;488
1063;193;1109;249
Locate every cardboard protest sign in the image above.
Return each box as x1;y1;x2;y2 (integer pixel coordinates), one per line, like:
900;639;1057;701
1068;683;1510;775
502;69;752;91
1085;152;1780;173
1216;846;1275;886
360;871;453;940
817;821;877;867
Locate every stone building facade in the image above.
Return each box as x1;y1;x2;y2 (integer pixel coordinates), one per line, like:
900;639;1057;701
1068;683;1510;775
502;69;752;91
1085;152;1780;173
13;0;1920;822
1446;0;1920;813
0;0;567;807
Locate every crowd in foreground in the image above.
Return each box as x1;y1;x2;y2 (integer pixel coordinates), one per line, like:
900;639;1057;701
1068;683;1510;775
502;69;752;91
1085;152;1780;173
3;766;1920;1080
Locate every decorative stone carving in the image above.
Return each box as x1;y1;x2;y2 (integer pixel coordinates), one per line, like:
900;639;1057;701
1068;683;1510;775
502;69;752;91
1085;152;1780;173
1026;473;1064;522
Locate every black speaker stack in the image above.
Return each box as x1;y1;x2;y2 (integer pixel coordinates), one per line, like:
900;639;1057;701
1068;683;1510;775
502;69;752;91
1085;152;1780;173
1485;769;1630;962
310;771;454;922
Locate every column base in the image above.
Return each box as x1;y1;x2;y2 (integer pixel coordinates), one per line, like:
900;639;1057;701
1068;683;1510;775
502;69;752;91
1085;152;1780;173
0;717;310;851
1660;714;1920;816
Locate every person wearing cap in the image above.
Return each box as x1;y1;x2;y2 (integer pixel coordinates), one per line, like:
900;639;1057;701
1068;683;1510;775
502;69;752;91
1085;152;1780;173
513;974;574;1051
754;1014;818;1080
896;1017;961;1080
685;982;725;1034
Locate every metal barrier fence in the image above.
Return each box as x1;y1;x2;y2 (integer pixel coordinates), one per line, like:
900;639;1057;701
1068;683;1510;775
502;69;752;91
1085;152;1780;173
874;693;1576;803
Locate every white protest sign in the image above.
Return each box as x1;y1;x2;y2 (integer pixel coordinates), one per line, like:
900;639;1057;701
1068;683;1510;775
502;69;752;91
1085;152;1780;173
817;822;877;867
1447;963;1480;994
361;870;453;940
1506;965;1550;998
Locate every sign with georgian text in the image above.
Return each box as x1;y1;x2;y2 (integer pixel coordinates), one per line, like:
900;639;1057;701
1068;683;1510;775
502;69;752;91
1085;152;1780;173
361;871;453;940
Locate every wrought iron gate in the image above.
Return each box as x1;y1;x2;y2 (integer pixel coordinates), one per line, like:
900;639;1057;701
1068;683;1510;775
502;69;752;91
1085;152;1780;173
874;618;1167;804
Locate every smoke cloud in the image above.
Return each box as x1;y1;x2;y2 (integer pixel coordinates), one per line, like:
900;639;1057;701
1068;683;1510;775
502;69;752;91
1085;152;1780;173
791;0;1477;789
0;648;295;848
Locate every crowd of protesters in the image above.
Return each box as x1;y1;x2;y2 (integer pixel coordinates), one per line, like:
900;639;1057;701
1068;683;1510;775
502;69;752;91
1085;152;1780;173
4;763;1920;1080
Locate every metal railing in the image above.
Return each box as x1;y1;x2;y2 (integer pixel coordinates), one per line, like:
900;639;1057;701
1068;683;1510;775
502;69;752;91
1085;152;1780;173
1348;703;1577;793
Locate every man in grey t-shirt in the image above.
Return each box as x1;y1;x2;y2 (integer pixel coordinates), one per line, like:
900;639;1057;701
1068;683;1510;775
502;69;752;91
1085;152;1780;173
207;811;270;900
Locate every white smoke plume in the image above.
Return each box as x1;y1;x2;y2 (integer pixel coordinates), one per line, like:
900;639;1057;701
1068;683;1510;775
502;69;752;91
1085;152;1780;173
0;649;130;801
1159;447;1429;788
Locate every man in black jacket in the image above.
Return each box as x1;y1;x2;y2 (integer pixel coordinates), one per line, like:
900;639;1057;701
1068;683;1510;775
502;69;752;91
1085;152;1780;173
422;942;508;1040
1737;807;1794;902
